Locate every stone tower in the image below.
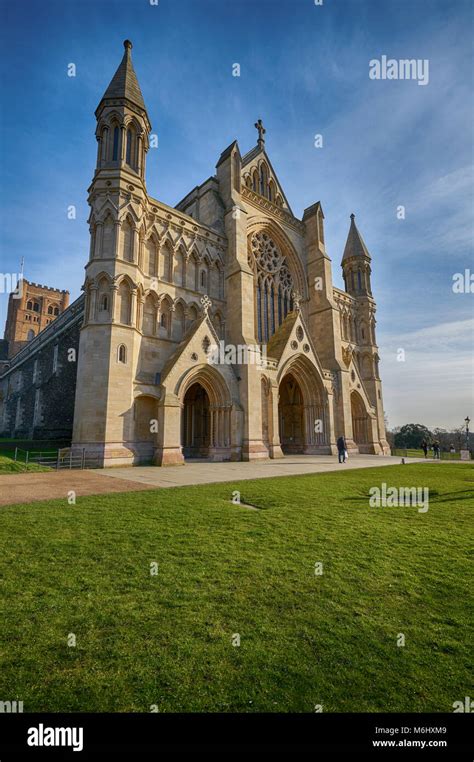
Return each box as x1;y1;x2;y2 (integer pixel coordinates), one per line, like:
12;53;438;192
341;214;388;452
72;40;152;462
3;279;69;358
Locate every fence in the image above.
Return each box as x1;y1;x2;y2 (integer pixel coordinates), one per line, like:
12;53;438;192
391;448;471;461
13;447;101;470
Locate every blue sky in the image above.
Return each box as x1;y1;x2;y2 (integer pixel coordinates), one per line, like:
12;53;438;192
0;0;472;429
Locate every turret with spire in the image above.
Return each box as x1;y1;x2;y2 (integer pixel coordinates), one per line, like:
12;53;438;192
73;40;154;464
341;213;372;297
94;39;151;183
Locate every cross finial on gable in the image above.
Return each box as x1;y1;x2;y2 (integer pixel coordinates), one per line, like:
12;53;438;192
254;119;266;147
292;290;302;313
200;294;212;315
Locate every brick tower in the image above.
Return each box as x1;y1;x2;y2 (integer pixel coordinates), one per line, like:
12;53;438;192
3;279;69;358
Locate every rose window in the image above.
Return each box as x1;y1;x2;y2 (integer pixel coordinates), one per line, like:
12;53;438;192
251;232;282;273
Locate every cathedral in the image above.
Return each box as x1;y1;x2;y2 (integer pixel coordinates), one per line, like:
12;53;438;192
0;40;390;465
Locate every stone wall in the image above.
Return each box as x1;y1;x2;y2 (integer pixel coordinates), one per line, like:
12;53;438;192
0;297;83;441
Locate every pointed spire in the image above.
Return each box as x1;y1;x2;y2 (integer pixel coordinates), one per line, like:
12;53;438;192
342;213;371;262
98;40;146;112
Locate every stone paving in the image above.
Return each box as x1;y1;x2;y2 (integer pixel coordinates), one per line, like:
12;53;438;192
95;453;424;488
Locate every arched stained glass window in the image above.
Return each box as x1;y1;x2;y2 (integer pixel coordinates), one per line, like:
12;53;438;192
259;164;268;196
270;285;275;335
249;232;295;344
264;283;269;341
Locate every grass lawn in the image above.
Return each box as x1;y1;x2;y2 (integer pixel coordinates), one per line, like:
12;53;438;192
0;463;472;713
0;455;50;473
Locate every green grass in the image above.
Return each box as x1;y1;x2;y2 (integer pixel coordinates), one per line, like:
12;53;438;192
0;455;50;473
0;463;472;713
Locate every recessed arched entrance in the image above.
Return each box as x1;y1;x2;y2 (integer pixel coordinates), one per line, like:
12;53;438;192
351;391;369;448
179;365;232;461
182;382;210;458
278;355;330;454
278;373;304;453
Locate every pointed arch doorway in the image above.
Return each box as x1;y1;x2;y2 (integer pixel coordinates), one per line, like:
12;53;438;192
278;373;304;453
182;382;210;458
351;391;370;450
179;366;233;461
278;356;330;454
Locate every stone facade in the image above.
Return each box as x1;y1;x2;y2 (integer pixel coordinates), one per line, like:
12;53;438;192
0;40;390;464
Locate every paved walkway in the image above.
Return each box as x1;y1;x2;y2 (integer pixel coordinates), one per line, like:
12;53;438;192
0;454;425;507
94;453;421;488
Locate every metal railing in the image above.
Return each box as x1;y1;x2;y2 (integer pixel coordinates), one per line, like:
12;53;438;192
13;447;101;469
391;448;470;461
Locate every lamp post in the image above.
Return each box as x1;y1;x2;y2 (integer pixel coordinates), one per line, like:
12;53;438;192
465;416;470;450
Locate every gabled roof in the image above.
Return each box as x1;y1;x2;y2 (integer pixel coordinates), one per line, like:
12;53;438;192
98;40;146;113
160;311;220;385
342;214;371;263
266;311;299;361
266;309;327;380
241;145;293;215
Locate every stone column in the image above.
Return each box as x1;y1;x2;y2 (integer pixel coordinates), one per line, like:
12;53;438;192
210;408;215;448
101;128;109;163
137;294;144;333
137;134;143;175
94;222;103;259
114;222;121;259
269;381;283;458
130;289;138;328
110;285;118;323
120;125;126;163
132;228;139;265
138;235;144;270
89;285;98;322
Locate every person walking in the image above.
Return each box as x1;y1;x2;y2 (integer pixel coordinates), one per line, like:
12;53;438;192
337;436;347;464
433;440;440;459
421;440;428;458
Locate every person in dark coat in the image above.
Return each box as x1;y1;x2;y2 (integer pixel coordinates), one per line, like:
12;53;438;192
337;436;347;464
421;440;428;458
